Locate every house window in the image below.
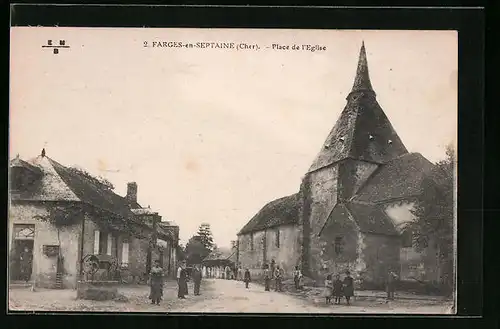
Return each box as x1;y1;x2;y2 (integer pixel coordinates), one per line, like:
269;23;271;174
93;230;100;254
106;233;112;256
99;232;108;254
401;229;413;248
275;228;280;248
334;236;344;256
121;240;129;267
250;233;254;251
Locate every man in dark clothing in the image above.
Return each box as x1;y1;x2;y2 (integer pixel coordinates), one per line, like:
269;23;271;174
192;264;202;296
177;261;188;299
274;265;284;292
244;268;251;288
263;264;271;291
386;270;398;301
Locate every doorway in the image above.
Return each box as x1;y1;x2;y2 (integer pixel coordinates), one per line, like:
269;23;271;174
11;239;34;282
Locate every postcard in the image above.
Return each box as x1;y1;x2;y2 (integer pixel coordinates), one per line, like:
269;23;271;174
9;27;457;314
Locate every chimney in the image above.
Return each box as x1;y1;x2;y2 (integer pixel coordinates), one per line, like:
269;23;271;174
126;182;138;203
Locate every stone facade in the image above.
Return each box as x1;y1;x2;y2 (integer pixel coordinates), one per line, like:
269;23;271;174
238;224;301;279
9;203;81;289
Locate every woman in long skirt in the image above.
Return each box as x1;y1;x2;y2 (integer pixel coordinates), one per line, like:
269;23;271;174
149;260;164;305
343;270;355;305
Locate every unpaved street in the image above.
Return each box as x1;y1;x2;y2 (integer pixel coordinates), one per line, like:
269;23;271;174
171;279;453;314
9;279;453;314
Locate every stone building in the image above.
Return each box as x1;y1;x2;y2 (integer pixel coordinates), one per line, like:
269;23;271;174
237;43;443;285
8;150;179;289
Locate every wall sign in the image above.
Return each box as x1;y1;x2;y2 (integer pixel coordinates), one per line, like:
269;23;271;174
43;245;60;257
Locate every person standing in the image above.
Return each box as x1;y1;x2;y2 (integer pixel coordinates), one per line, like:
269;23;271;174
323;274;333;304
293;266;302;290
237;266;243;281
386;270;398;301
192;264;202;296
270;259;276;280
149;260;164;305
343;270;354;305
225;265;231;280
263;264;271;291
274;265;284;292
333;274;344;305
244;268;251;289
19;247;32;282
177;261;188;299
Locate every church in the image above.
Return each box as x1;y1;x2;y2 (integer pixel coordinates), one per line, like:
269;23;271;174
237;43;442;287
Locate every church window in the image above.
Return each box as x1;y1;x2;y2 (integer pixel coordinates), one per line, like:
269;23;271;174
369;134;374;140
275;228;280;248
334;236;344;255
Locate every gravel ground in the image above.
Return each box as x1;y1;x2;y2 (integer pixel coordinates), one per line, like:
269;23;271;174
9;279;454;314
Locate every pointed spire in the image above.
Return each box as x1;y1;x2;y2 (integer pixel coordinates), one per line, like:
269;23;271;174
41;148;46;157
350;41;374;95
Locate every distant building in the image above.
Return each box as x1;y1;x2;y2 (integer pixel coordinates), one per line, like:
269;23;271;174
9;150;179;289
237;43;443;286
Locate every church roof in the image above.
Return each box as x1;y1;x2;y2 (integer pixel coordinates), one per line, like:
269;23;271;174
352;152;436;204
344;202;398;235
238;193;299;235
308;42;408;173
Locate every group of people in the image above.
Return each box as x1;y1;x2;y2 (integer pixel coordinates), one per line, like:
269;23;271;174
323;270;355;305
236;260;296;292
147;260;204;305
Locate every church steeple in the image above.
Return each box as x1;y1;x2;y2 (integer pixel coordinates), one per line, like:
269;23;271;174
349;41;375;98
307;42;408;173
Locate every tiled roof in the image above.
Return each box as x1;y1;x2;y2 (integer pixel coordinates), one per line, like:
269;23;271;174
352;153;436;204
10;156;81;201
238;193;299;235
344;202;398;235
47;157;137;218
308;43;408;173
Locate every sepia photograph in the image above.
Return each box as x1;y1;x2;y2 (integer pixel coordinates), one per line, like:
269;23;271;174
9;27;457;314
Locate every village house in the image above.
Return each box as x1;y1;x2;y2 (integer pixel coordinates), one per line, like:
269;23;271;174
237;43;443;287
8;150;179;289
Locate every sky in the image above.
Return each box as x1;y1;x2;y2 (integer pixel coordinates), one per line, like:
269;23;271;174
10;28;457;248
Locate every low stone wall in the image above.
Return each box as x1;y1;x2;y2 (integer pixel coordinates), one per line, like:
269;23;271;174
76;281;120;301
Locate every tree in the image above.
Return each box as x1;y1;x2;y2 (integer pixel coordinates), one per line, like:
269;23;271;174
196;223;215;252
410;145;455;291
184;235;210;265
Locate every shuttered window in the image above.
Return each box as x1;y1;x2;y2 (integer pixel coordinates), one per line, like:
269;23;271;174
121;241;129;267
93;230;100;254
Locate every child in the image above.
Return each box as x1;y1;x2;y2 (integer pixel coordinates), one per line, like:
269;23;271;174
323;274;333;304
293;266;302;290
333;274;343;305
244;268;251;288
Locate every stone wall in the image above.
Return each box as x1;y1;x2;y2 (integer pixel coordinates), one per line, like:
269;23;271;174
302;165;339;279
264;224;301;278
316;204;359;279
338;159;378;200
237;230;265;271
9;203;82;289
359;233;400;285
